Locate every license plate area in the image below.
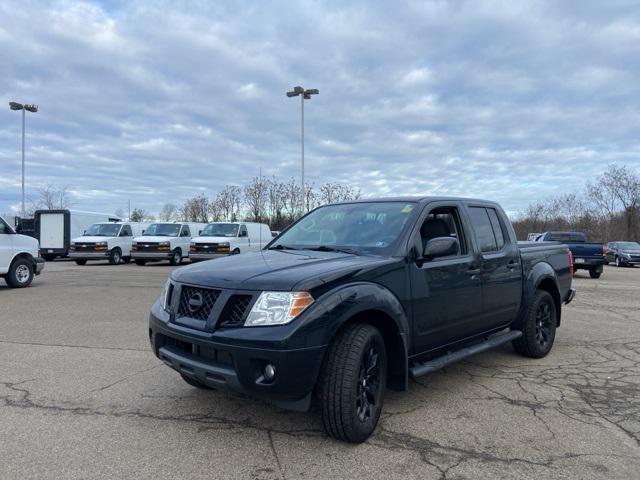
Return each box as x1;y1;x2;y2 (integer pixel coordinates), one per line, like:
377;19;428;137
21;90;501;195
575;258;585;264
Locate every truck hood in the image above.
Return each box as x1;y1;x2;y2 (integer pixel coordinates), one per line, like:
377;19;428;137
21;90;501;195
133;236;176;243
13;233;39;255
71;236;114;243
171;249;394;291
191;236;236;243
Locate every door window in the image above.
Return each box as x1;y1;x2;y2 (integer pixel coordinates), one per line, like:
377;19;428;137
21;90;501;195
180;226;191;237
239;225;248;238
120;225;133;237
0;218;9;234
468;207;498;253
486;208;507;249
419;207;467;257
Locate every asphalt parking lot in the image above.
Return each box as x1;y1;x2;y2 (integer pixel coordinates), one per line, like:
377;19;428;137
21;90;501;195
1;261;639;479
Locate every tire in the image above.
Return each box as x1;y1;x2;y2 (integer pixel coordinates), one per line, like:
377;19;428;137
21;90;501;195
5;257;34;288
231;249;240;255
135;259;147;266
43;254;55;262
169;249;182;266
318;324;387;443
108;248;122;265
122;256;132;264
589;269;601;279
180;373;211;389
512;290;557;358
75;259;87;266
615;256;624;268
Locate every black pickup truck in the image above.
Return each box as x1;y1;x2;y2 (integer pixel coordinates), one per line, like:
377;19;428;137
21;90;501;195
149;197;575;442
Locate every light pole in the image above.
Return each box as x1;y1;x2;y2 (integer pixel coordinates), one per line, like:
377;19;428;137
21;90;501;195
286;86;319;214
9;102;38;216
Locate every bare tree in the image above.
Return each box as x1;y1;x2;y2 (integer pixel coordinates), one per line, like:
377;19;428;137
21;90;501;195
214;185;243;221
159;203;178;222
319;182;361;205
244;177;269;222
181;195;209;222
33;184;72;211
130;208;149;222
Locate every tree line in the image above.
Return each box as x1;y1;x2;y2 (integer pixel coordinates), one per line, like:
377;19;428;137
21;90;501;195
131;177;361;230
512;164;640;242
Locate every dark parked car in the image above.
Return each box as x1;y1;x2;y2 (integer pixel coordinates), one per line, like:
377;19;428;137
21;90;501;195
537;231;606;278
149;197;575;442
605;241;640;267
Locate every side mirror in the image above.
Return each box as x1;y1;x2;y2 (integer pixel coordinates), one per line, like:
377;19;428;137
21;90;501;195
423;237;459;259
83;230;87;235
142;230;146;235
199;230;202;235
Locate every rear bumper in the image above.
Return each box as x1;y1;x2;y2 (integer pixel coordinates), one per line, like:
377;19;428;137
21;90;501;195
148;303;326;411
563;288;576;305
34;258;45;275
69;252;109;259
573;259;605;269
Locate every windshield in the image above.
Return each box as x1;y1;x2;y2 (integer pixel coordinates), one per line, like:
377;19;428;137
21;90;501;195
84;223;121;237
143;224;181;237
271;201;417;255
618;242;640;249
201;223;239;237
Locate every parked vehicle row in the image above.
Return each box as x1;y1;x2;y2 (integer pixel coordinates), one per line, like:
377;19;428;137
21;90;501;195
67;221;272;266
604;241;640;267
1;215;45;288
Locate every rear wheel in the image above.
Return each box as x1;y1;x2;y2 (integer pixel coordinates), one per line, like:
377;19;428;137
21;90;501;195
43;254;55;262
180;373;212;389
134;259;147;266
169;249;182;266
75;259;87;266
318;323;387;443
122;256;132;264
108;248;122;265
6;258;34;288
512;290;557;358
589;269;601;279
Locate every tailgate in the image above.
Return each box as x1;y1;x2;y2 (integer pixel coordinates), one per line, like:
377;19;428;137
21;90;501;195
568;243;604;260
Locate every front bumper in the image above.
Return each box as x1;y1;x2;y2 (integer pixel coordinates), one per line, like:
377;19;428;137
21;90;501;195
34;258;45;275
619;256;640;265
132;252;172;260
149;303;326;411
69;252;109;259
189;253;229;260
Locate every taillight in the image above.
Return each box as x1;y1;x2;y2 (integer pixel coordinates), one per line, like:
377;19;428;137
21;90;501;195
601;245;606;256
568;251;574;276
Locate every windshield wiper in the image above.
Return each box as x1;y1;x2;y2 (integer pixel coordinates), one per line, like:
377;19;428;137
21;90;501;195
307;245;360;255
268;244;300;251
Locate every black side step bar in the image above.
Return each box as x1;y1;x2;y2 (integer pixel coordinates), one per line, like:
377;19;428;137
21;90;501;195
410;330;523;378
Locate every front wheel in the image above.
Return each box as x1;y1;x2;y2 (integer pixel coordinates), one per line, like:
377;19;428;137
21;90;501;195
75;259;87;266
5;258;34;288
134;259;147;266
615;256;623;267
318;324;387;443
169;249;182;266
589;269;601;279
512;290;557;358
109;248;122;265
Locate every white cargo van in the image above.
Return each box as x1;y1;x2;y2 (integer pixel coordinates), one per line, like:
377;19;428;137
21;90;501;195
69;222;151;265
189;222;272;261
1;215;45;288
35;209;121;261
131;222;207;266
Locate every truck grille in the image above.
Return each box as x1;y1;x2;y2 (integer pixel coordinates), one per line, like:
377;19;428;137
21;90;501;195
136;242;160;252
177;286;221;322
218;295;253;327
74;243;96;252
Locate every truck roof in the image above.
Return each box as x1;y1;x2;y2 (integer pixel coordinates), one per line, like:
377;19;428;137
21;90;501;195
331;196;500;206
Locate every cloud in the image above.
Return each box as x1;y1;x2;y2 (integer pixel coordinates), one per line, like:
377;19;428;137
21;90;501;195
1;0;639;219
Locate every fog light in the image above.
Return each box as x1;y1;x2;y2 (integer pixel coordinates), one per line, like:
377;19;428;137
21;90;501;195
264;364;276;381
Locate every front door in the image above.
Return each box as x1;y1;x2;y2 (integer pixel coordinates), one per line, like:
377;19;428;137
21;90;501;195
0;218;14;274
410;204;483;353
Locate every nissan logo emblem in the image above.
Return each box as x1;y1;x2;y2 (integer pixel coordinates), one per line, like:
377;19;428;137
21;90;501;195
187;292;204;313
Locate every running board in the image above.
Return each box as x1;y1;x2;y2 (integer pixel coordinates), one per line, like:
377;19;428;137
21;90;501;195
410;330;523;378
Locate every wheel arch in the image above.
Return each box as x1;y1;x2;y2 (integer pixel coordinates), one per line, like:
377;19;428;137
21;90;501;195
535;276;562;326
309;282;410;392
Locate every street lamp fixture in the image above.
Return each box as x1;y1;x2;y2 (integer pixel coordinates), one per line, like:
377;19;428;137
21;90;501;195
9;102;38;216
286;86;319;214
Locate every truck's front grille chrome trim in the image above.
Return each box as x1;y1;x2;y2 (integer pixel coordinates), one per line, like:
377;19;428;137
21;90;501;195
177;286;221;322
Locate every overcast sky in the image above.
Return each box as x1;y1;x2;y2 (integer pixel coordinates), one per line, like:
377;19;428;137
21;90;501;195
1;0;639;217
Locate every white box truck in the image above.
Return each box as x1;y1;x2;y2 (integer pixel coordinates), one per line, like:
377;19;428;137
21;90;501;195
189;222;272;261
35;209;121;261
1;215;45;288
131;222;207;266
69;222;151;265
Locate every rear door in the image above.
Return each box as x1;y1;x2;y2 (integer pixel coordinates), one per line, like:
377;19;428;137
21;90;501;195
409;202;483;353
466;205;522;329
40;213;65;249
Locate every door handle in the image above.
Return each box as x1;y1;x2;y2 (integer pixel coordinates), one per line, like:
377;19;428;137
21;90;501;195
466;268;481;276
507;260;518;270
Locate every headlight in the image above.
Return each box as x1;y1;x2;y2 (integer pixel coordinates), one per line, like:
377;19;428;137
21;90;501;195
96;242;108;247
245;291;314;327
219;242;230;247
160;279;173;312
